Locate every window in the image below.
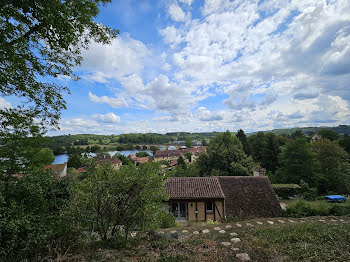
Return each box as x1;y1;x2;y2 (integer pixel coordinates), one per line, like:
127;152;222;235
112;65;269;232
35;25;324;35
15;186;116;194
206;201;213;213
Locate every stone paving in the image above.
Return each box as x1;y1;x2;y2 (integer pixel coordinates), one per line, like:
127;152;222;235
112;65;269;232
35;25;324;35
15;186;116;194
158;217;349;261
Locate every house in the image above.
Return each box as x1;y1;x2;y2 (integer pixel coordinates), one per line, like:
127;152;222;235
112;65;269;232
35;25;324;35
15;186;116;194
163;176;281;221
44;163;67;178
153;150;183;162
180;146;206;162
93;156;122;169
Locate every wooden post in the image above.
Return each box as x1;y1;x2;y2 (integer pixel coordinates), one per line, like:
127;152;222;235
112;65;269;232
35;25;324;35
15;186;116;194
213;201;216;221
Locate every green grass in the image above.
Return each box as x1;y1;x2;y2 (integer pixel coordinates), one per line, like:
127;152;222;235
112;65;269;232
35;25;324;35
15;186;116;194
248;222;350;262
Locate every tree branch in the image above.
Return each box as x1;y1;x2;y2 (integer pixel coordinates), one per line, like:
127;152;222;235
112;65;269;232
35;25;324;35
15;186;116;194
7;23;41;46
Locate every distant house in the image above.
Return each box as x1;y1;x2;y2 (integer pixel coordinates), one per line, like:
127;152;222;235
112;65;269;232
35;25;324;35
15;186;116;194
153;150;183;162
93;156;122;169
44;163;67;178
163;176;281;221
129;154;152;165
180;146;206;162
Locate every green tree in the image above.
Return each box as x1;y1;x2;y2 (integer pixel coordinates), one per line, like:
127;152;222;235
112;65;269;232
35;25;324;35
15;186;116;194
0;171;74;260
201;138;207;146
236;129;252;156
71;163;167;240
0;0;118;128
136;152;150;157
339;135;350;155
197;131;256;176
185;137;193;148
184;152;193;162
249;132;280;173
150;146;159;155
67;153;82;169
177;156;186;170
311;139;350;194
276;138;321;188
319;129;340;141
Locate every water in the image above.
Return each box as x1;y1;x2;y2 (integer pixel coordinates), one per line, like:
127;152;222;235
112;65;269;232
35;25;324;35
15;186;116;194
52;150;153;165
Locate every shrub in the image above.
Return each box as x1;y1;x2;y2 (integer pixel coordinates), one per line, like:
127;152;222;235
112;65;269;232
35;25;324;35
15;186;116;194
330;205;350;216
282;200;332;217
159;212;176;228
206;219;219;225
272;184;301;199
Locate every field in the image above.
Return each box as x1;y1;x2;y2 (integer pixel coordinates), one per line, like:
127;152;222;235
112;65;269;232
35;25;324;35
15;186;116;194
65;216;350;262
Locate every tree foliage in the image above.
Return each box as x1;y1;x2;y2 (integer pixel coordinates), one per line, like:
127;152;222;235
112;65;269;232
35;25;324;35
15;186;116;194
71;163;167;240
197;131;256;176
0;0;118;128
249;132;280;173
311;139;350;194
236;129;252;156
276;138;321;188
319;129;340;141
0;171;74;261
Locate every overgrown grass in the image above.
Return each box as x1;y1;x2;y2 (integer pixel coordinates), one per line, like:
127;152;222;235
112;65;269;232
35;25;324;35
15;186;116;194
249;222;350;262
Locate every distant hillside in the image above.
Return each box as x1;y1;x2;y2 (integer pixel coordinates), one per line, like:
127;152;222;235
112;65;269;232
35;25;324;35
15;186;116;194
254;125;350;136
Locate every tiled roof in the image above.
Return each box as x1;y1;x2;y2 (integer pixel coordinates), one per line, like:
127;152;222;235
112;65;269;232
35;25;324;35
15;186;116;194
164;177;225;199
44;163;67;172
135;157;150;163
93;156;122;166
154;150;183;158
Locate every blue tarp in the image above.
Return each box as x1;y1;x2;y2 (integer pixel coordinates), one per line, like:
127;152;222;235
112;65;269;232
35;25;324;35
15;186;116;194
325;195;346;202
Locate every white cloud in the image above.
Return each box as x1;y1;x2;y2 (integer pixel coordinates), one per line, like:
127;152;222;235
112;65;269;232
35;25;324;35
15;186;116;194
0;98;12;109
94;112;121;123
197;107;224;121
179;0;192;6
88;92;128;108
168;2;187;22
79;34;150;82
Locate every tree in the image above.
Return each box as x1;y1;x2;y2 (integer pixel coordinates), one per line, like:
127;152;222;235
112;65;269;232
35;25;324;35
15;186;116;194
311;139;350;194
0;171;74;260
150;146;159;155
184;152;193;162
0;0;118;128
0;111;54;177
236;129;252;156
71;163;167;240
339;135;350;155
201;138;207;146
319;129;340;141
67;153;83;169
197;131;256;176
136;152;150;157
185;137;193;148
249;132;280;173
177;156;186;170
276;138;321;188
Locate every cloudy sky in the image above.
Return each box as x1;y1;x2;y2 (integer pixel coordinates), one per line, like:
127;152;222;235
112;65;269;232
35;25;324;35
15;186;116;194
8;0;350;135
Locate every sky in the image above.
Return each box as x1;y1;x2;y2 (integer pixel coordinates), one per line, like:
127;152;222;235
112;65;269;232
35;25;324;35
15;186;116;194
3;0;350;135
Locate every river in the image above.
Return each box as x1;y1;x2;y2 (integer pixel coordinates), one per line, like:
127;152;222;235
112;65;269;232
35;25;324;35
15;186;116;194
52;150;153;165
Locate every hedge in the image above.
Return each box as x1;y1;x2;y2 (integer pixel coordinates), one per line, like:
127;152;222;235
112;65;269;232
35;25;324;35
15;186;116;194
272;184;301;199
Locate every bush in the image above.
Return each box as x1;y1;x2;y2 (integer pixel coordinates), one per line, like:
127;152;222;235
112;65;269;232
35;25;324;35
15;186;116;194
206;219;219;225
159;212;176;228
272;184;301;199
330;205;350;216
282;200;332;217
300;180;318;200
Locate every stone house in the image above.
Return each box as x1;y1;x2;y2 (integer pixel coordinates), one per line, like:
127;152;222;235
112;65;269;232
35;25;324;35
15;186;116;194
163;176;281;221
93;156;122;169
153;150;183;162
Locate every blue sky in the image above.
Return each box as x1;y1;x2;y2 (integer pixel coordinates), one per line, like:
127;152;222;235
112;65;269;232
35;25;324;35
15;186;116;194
3;0;350;135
